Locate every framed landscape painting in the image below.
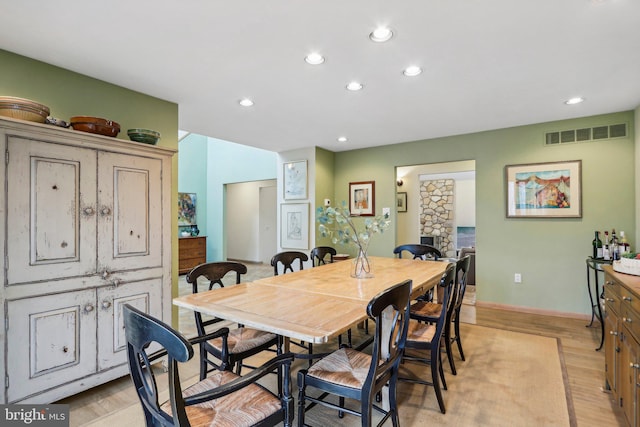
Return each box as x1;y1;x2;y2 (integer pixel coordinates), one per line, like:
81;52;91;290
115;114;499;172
505;160;582;218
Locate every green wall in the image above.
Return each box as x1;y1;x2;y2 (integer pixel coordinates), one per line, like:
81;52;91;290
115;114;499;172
1;49;181;320
334;111;636;315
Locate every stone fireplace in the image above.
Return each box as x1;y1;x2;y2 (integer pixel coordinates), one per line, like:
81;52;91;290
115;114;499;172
420;179;455;257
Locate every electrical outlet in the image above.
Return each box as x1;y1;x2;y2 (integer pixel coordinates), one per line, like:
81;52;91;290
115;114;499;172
514;273;522;283
324;199;331;206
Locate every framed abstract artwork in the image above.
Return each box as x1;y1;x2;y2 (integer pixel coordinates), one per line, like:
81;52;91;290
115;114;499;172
281;203;309;249
283;160;307;200
178;192;197;225
505;160;582;218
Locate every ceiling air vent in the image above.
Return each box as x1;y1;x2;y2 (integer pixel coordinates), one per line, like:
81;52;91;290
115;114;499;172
545;123;627;145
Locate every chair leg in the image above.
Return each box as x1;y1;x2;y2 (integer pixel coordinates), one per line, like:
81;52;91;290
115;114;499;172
444;324;457;376
454;314;465;361
438;347;447;391
431;349;446;414
199;346;207;381
338;396;345;418
297;375;306;427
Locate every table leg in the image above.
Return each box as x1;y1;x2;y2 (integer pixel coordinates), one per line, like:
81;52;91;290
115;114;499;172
594;270;604;351
586;264;597;327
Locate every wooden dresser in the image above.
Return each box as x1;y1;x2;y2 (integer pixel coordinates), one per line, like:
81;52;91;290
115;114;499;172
603;265;640;427
179;236;207;274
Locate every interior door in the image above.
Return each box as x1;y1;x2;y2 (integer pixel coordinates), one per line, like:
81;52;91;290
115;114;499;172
259;185;277;264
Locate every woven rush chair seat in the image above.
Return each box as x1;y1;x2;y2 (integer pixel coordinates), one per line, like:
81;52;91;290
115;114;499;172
305;347;373;389
207;327;279;355
161;369;283;427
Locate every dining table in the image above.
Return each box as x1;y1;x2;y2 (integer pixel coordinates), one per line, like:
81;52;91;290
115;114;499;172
173;256;449;345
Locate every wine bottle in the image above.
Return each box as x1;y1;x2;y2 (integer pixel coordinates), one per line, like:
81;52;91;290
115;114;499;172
611;229;620;261
620;231;630;255
603;231;611;261
592;231;603;259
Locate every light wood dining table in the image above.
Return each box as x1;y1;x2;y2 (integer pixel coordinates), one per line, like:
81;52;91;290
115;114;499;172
173;256;449;345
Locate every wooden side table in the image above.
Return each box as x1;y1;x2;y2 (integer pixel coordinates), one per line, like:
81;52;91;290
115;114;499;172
179;236;207;274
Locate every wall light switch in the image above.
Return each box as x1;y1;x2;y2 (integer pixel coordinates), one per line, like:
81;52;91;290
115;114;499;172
382;207;390;216
514;273;522;283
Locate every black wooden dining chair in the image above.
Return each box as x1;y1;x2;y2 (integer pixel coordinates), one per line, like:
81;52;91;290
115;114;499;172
123;304;294;427
393;243;442;260
399;262;456;414
186;262;279;378
271;251;309;275
297;279;412;427
409;255;471;375
310;246;336;266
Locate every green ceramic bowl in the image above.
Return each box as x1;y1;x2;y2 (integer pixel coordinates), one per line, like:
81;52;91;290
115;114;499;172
127;128;161;145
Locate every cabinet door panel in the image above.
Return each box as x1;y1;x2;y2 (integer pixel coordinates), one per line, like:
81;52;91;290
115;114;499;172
97;152;162;272
6;290;97;402
97;279;162;370
6;138;97;284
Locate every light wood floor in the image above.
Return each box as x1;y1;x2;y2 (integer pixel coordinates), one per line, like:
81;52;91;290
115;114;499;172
61;262;626;426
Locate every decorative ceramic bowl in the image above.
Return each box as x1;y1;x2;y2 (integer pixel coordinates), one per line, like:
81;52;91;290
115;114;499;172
127;128;161;145
0;96;50;123
70;116;120;137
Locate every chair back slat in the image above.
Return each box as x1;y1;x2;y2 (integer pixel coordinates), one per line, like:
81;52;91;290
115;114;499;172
270;251;308;275
393;244;442;260
310;246;336;267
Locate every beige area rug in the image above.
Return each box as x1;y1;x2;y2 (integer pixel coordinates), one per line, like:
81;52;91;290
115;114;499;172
79;324;572;427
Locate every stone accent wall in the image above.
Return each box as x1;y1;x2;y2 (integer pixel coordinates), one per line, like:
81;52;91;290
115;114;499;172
420;179;455;257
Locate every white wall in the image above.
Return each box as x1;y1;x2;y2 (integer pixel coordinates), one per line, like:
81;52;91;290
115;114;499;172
226;179;276;262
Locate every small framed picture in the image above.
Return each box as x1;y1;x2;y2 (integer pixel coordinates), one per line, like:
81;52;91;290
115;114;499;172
397;192;407;213
283;160;307;200
349;181;375;216
281;203;309;249
505;160;582;218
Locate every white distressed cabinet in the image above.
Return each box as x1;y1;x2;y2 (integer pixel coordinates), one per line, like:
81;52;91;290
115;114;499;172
0;116;174;403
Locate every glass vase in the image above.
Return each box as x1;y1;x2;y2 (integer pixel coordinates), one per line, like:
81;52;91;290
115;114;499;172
351;249;374;279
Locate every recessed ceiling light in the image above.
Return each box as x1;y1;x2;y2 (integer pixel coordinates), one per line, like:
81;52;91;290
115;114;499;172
346;81;363;91
304;53;325;65
565;97;584;105
337;136;348;142
369;27;393;43
403;66;422;77
239;98;254;107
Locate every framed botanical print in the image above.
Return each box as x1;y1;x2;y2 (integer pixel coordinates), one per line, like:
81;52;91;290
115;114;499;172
283;160;307;200
281;203;309;249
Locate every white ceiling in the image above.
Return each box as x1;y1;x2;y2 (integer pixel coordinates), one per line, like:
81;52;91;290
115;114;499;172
2;1;639;153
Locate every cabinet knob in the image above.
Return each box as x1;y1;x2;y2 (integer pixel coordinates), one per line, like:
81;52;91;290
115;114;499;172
624;317;633;323
112;279;120;287
101;300;112;309
631;363;640;369
102;270;110;279
100;206;112;216
610;331;619;336
84;304;94;313
606;281;613;285
624;296;633;302
62;346;68;353
606;298;615;302
83;207;95;216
